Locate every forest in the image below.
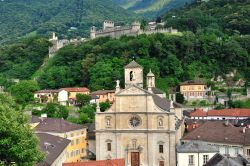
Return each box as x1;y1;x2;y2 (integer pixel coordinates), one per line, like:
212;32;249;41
0;0;249;95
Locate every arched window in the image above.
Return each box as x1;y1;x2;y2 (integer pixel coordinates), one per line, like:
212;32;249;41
157;116;164;128
132;139;137;149
130;71;133;81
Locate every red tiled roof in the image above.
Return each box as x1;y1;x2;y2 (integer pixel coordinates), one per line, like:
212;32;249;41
190;109;207;117
208;109;250;117
60;87;90;92
182;121;250;145
63;159;125;166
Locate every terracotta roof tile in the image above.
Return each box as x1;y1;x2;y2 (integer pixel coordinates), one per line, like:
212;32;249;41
124;60;142;69
180;80;205;86
207;109;250;117
63;159;125;166
190;109;207;117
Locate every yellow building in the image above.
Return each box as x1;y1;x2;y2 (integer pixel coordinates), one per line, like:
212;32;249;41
58;87;90;106
91;90;115;103
180;80;209;101
31;116;88;162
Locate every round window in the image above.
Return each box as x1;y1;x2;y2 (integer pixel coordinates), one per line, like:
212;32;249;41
129;115;141;128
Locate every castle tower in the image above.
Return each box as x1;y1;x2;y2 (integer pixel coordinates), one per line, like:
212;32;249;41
124;60;143;88
147;69;155;92
90;26;96;39
103;20;114;30
49;32;58;58
131;21;141;31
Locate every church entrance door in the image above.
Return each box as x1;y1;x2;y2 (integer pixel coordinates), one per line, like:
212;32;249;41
131;152;140;166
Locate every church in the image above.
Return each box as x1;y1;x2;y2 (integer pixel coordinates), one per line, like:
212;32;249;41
95;60;184;166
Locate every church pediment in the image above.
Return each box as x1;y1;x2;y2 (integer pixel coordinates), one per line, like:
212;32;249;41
116;85;151;96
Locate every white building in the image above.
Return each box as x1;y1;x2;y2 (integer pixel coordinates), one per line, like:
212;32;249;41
177;141;219;166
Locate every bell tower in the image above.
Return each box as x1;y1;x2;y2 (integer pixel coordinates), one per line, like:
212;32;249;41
147;69;155;92
124;60;143;88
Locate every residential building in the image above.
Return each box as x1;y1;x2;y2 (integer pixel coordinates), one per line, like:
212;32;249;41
63;159;125;166
205;153;250;166
37;133;70;166
34;89;59;103
189;108;250;120
95;60;184;166
33;116;88;162
58;87;90;106
91;90;115;103
180;80;210;101
90;94;99;104
182;121;250;158
176;141;219;166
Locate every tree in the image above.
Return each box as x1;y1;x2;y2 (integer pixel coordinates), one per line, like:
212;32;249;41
176;93;185;104
40;103;69;119
76;94;91;107
0;94;44;165
100;102;111;112
9;80;39;106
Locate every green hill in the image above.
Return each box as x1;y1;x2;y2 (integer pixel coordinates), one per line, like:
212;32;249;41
163;0;250;34
112;0;194;16
0;0;135;44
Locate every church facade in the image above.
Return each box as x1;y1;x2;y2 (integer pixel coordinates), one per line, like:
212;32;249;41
95;60;183;166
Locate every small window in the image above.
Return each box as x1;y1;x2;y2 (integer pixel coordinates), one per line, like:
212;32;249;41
82;148;85;153
203;155;208;164
71;133;74;137
71;140;74;146
81;131;84;135
247;149;250;156
70;151;74;157
225;146;229;154
235;148;239;155
188;155;194;165
107;143;111;151
159;145;164;153
158;118;163;127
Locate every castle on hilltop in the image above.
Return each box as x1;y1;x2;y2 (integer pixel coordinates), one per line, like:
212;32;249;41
48;32;86;58
90;20;178;39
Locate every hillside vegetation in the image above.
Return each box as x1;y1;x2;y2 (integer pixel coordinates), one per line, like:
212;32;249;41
113;0;194;16
0;0;135;44
163;0;250;34
0;0;249;93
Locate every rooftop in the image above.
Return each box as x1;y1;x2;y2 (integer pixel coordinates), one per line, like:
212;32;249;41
177;141;219;153
60;87;89;92
34;116;86;133
205;153;249;166
35;89;59;93
208;108;250;117
190;108;207;117
37;133;70;166
152;87;164;94
63;159;125;166
182;121;250;145
124;60;143;69
180;80;205;86
91;89;115;95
